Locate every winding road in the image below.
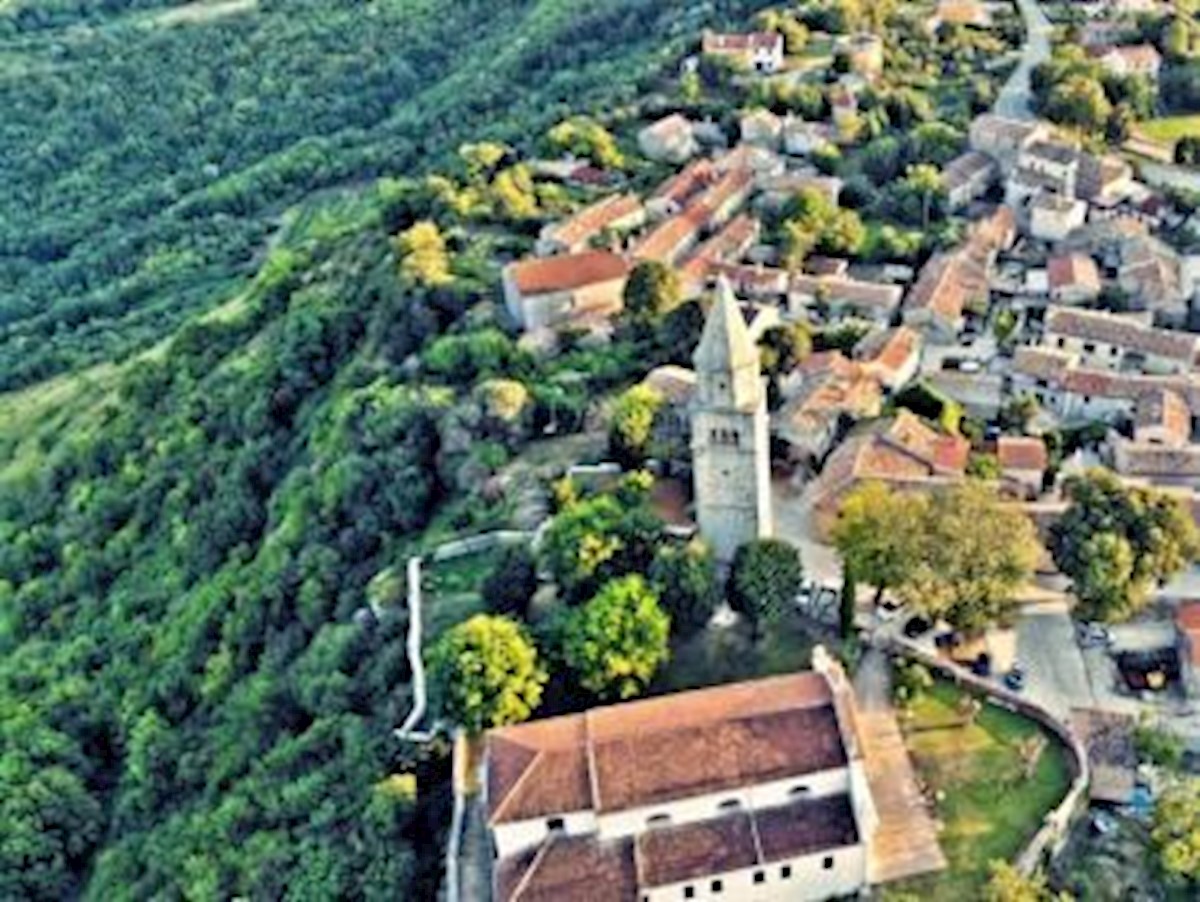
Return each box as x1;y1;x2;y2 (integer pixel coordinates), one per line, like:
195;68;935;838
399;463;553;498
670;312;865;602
994;0;1053;121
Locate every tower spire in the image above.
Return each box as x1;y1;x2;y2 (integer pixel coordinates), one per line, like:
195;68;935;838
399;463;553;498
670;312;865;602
693;276;759;374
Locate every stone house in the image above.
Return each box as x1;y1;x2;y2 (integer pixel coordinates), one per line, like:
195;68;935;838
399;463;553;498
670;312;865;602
1029;194;1087;243
487;661;879;902
942;151;998;210
502;250;630;332
1047;254;1102;304
1041;306;1200;375
639;114;701;164
997;436;1048;499
701;30;785;73
535;193;645;256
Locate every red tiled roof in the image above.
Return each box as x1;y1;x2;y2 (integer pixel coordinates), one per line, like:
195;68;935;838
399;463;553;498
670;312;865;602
496;834;637;902
650;159;718;208
544;194;643;250
487;673;840;825
1047;254;1101;293
509;251;630;295
997;436;1048;473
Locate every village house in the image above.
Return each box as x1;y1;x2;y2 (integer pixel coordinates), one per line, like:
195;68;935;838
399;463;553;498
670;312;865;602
789;273;905;325
715;143;788;180
1029;193;1087;243
642;364;699;461
647;159;719;219
1042;306;1200;375
1007;141;1080;205
775;352;884;465
634;209;707;267
1089;43;1163;81
535;193;645;257
1047;254;1102;304
639;114;701;164
997;436;1049;499
1108;388;1200;486
756;172;842;211
782;118;837;157
1076;153;1134;207
968;115;1050;174
904;205;1015;341
854;326;923;393
740;108;784;150
942;150;999;210
701;29;785;73
679;214;762;296
712;262;790;300
1065;219;1187;321
1011;346;1200;425
487;661;880;902
501;250;631;332
807;410;971;524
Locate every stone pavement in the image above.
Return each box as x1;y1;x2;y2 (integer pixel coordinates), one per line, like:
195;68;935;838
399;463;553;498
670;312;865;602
853;647;948;885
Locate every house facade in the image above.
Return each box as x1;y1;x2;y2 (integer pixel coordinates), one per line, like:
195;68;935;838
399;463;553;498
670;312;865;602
701;30;785;73
502;251;631;332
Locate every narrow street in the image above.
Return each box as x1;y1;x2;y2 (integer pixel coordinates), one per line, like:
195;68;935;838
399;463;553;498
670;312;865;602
993;0;1053;121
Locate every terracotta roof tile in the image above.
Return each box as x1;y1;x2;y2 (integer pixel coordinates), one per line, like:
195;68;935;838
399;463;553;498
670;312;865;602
636;811;757;888
754;793;859;862
509;251;630;295
496;834;637;902
488;673;840;825
997;436;1048;472
543;194;644;250
1045;306;1198;363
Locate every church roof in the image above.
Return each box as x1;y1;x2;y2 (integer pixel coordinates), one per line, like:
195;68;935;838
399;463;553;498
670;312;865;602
693;277;759;373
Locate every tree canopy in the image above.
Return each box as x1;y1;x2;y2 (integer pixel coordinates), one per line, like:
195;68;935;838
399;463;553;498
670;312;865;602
1051;471;1200;621
430;615;547;734
728;539;804;638
562;575;671;700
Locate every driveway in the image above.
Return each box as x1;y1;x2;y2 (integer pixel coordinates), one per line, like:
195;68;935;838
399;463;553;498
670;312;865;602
994;0;1052;121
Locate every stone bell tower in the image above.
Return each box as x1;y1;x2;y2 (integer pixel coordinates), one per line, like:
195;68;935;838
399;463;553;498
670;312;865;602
690;277;772;565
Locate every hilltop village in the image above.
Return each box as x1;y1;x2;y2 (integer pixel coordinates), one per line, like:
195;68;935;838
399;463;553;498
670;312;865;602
382;1;1200;900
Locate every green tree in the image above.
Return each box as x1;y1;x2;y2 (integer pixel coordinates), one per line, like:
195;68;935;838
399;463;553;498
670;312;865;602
983;860;1068;902
1045;75;1112;133
623;261;682;331
902;163;943;229
1134;720;1185;771
481;545;539;620
429;615;547;734
563;575;671;699
395;220;453;288
1051;471;1200;622
898;484;1040;632
1151;778;1200;885
540;491;665;603
458;141;510;180
547;116;624;169
831;482;924;602
609;384;664;466
648;539;719;637
758;322;812;377
729;539;804;640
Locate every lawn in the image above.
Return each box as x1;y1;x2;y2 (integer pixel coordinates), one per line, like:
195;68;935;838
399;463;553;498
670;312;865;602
421;547;506;641
886;680;1073;901
1138;115;1200;146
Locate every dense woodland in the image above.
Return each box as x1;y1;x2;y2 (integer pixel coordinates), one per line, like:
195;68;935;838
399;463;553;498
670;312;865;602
0;0;772;898
0;0;739;391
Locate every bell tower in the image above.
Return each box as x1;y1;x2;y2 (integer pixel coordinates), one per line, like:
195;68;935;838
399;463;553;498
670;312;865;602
690;277;772;564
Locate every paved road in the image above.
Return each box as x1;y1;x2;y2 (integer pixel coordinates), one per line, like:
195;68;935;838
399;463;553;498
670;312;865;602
994;0;1053;121
1014;599;1094;719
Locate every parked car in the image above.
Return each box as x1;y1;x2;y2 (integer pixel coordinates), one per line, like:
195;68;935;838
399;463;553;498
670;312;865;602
959;359;982;374
1078;622;1111;649
877;598;903;621
1004;666;1026;692
903;616;932;638
971;654;992;677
